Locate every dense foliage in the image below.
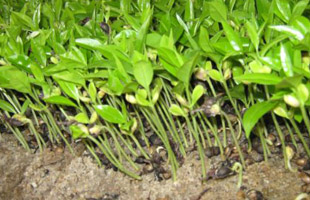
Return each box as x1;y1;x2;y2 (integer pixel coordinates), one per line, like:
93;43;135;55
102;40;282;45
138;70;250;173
1;0;310;180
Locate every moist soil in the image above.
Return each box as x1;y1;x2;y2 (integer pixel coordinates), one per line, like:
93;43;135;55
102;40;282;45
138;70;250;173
0;133;306;200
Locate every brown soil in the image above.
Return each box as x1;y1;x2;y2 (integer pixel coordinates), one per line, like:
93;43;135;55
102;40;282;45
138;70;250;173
0;134;306;200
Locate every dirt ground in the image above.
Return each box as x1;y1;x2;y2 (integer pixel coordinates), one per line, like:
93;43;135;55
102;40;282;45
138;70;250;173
0;133;307;200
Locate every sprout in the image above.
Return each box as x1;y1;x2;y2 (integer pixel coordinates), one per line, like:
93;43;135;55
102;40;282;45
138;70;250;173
89;125;102;136
175;94;189;107
195;68;207;81
284;94;300;108
125;94;137;104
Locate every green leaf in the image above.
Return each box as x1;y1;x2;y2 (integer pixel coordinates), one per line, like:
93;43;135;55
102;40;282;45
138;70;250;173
0;66;32;93
56;79;80;102
176;14;189;34
208;0;227;22
55;0;63;21
176;53;199;86
0;100;16;113
70;125;88;139
291;0;309;20
269;25;304;41
276;75;303;89
169;104;186;117
243;101;279;138
31;39;47;66
43;95;77;107
275;0;291;22
11;11;36;30
135;89;152;106
280;43;293;77
234;73;282;85
191;85;205;108
199;27;213;52
20;99;30;115
95;105;126;124
30;64;44;82
273;103;289;119
245;21;259;50
133;60;153;90
88;81;97;103
52;71;85;86
222;21;243;52
208;69;224;82
8;55;32;73
74;112;89;124
291;16;310;35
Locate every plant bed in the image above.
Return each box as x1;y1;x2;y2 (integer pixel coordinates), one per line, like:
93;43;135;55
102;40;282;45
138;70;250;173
1;0;310;199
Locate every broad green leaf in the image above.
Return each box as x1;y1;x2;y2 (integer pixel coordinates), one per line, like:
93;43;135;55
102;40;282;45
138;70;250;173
269;25;304;41
0;66;32;93
133;60;153;90
95;105;126;124
199;27;213;52
107;71;125;95
8;55;32;73
135;7;153;52
297;83;309;104
176;14;189;34
176;53;199;86
208;69;224;82
191;85;205;108
74;112;89;124
30;64;44;82
76;38;129;62
31;39;47;66
52;71;85;86
222;21;243;52
208;0;227;22
11;11;36;30
280;43;293;77
276;75;303;89
135;89;152;106
291;16;310;35
158;47;184;68
243;101;278;138
245;21;259;50
169;104;186;117
146;32;162;48
273;103;289;119
0;100;16;113
114;55;131;83
70;125;88;139
291;0;309;20
20;99;30;115
88;82;97;103
234;73;282;85
275;0;291;22
55;0;63;21
249;60;271;73
43;95;77;107
56;79;80;102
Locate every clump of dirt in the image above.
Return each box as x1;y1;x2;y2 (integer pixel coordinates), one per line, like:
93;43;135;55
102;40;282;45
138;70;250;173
0;134;306;200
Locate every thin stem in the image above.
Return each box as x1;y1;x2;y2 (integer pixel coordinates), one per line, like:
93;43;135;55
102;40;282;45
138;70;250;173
300;106;310;138
89;135;141;179
284;119;297;149
185;116;206;179
84;140;102;167
290;118;310;158
222;111;245;167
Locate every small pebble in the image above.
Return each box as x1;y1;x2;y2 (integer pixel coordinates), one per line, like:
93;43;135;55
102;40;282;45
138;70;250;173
300;172;310;184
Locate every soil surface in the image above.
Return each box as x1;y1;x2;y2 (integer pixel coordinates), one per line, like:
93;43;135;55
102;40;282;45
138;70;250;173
0;133;307;200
